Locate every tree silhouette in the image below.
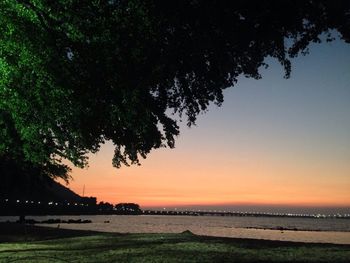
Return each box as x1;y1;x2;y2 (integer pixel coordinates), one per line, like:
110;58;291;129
115;203;142;215
1;0;349;180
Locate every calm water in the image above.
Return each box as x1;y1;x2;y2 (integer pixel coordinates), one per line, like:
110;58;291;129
1;215;350;244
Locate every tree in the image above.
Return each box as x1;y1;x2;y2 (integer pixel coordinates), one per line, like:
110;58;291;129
115;203;142;215
1;0;349;180
97;201;114;212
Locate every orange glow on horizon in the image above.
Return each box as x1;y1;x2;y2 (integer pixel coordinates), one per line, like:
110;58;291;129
63;140;350;208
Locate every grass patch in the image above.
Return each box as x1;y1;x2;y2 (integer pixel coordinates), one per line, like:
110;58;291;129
0;224;349;262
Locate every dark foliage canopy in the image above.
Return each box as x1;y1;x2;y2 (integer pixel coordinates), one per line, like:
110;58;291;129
1;0;349;181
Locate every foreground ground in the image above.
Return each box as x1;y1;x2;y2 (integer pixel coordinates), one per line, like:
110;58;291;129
0;223;349;262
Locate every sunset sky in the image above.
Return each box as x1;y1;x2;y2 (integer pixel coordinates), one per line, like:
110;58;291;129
65;37;350;210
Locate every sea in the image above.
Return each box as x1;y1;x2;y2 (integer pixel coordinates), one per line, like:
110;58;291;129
1;215;350;244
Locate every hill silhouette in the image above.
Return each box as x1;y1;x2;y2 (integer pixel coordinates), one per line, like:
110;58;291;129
44;180;82;202
1;175;82;202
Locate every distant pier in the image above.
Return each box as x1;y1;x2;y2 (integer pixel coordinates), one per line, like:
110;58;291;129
142;209;350;219
1;198;349;218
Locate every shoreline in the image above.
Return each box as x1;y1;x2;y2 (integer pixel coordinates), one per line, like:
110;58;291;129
37;222;350;245
1;222;349;247
1;223;350;262
2;214;350;245
3;218;350;233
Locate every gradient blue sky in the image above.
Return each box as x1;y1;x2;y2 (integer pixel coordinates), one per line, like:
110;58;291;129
66;35;350;211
